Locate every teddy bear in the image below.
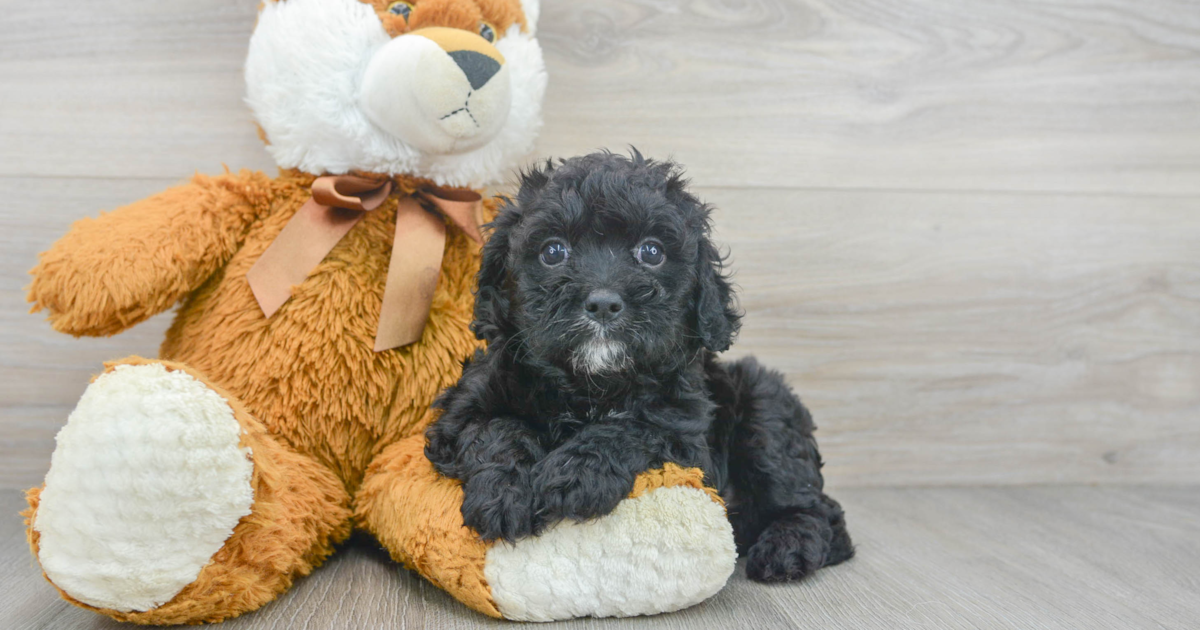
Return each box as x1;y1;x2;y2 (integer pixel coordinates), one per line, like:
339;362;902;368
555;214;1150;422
22;0;736;624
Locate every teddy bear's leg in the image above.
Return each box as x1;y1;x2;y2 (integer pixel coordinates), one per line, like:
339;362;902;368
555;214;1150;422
356;434;737;622
23;357;352;625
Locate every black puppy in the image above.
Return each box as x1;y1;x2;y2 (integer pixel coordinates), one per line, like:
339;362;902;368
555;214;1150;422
426;150;853;582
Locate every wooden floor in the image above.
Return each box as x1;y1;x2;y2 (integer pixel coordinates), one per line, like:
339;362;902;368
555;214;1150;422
2;0;1199;628
6;485;1199;630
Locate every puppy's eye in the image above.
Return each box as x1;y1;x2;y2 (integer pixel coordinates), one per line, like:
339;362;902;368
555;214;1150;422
540;240;570;267
386;1;413;20
479;21;497;43
636;240;666;267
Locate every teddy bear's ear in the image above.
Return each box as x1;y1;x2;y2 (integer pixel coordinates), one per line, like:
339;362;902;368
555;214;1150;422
520;0;540;35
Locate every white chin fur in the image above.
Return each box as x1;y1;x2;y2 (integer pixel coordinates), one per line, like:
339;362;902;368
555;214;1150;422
33;364;254;613
484;485;737;621
246;0;546;187
572;337;630;374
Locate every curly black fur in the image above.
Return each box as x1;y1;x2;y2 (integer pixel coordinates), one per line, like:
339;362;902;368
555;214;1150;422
426;150;853;582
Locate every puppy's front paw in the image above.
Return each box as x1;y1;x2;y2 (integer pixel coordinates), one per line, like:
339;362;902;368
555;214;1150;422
461;468;537;542
532;453;634;528
745;513;830;582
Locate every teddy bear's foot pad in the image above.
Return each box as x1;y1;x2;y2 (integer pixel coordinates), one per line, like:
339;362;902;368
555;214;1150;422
33;363;254;612
484;483;737;621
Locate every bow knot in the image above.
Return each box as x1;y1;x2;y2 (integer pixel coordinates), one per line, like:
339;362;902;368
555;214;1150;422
310;174;393;212
246;174;484;352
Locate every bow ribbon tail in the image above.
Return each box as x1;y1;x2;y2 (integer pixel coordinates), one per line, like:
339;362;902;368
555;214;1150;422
247;175;392;318
374;197;448;352
246;198;364;318
373;188;484;351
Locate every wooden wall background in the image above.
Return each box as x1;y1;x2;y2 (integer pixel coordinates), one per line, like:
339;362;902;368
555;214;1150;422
2;0;1199;493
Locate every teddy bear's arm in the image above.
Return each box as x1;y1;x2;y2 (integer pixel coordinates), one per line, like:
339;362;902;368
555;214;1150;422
28;170;274;337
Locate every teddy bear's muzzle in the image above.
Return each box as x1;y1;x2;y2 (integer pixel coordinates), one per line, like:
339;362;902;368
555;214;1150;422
359;27;512;155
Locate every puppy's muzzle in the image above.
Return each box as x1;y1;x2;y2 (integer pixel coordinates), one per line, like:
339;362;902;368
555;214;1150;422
359;27;511;155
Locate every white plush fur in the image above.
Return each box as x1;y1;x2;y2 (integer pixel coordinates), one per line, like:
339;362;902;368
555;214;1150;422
245;0;546;187
521;0;540;35
33;364;255;613
484;486;737;622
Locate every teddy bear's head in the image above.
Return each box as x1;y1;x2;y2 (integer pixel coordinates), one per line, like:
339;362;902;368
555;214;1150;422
246;0;545;187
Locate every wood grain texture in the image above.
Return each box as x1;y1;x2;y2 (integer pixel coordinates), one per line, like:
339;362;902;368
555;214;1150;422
5;486;1199;629
0;0;274;180
2;0;1200;193
536;0;1200;194
706;187;1200;486
540;0;1200;194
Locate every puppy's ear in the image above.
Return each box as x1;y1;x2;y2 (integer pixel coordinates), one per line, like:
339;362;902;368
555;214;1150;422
472;202;519;343
661;163;742;353
693;236;741;352
472;161;552;342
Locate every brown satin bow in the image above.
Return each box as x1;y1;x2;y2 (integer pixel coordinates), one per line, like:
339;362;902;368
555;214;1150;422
246;174;484;352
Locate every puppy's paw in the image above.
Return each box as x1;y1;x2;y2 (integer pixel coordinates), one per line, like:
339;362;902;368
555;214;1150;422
461;467;537;542
745;513;830;583
531;453;634;528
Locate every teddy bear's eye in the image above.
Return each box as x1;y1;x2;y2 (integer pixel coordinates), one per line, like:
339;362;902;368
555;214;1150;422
387;1;413;20
479;22;496;43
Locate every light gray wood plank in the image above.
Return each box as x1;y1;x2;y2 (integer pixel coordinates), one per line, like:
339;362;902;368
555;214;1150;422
1;1;1199;194
5;177;1197;489
704;186;1200;487
537;0;1200;194
0;0;275;180
5;486;1199;629
759;485;1200;629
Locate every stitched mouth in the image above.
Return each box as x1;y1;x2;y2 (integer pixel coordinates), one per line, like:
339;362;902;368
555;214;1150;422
439;91;480;128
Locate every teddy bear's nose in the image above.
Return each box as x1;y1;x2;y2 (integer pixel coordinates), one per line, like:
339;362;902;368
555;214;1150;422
448;50;501;90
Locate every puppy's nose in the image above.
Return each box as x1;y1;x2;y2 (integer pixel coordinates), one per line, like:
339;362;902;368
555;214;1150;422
584;289;625;323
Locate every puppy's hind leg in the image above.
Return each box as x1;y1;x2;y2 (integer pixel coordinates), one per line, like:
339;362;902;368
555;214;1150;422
708;357;854;582
745;494;854;582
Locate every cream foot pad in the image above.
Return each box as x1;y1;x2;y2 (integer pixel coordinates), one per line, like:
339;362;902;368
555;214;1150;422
484;482;737;621
34;363;255;612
